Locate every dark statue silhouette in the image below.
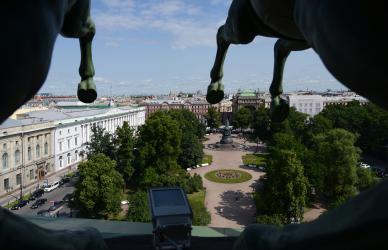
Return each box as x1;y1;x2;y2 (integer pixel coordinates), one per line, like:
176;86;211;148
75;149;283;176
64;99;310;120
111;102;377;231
206;0;388;123
0;0;97;124
1;0;388;249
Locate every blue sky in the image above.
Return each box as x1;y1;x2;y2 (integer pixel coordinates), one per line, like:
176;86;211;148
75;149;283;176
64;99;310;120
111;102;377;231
42;0;346;96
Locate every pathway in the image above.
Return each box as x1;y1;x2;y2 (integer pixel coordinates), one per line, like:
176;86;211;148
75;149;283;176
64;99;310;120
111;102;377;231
191;134;265;228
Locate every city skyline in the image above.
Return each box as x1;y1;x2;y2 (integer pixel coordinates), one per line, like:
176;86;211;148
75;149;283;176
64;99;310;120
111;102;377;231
41;0;346;96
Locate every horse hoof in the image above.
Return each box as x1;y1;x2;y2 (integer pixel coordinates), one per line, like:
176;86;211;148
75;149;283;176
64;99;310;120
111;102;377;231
206;82;224;104
270;97;289;123
78;79;97;103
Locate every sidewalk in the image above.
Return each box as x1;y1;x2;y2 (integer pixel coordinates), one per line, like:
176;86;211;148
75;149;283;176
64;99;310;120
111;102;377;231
0;167;75;207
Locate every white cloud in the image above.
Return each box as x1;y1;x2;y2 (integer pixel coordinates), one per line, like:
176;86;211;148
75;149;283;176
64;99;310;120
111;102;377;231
94;0;223;48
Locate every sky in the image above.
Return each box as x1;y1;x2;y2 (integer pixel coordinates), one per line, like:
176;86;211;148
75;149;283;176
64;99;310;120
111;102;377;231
41;0;347;96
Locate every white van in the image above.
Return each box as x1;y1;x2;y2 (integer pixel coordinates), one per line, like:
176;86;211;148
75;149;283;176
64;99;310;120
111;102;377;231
44;180;60;192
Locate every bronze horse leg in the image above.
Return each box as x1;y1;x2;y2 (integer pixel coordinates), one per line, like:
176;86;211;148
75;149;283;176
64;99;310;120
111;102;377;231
206;25;230;104
269;39;310;122
61;0;97;103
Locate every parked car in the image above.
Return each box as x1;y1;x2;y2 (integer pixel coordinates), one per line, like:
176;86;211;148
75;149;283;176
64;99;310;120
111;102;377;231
29;189;44;201
10;200;29;210
30;198;47;209
359;162;371;169
62;193;74;202
48;200;65;212
59;177;71;186
44;181;60;192
37;209;50;217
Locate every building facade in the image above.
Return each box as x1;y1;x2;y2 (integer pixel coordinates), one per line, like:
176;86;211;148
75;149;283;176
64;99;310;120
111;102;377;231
288;94;325;117
0;119;55;198
232;90;265;113
26;107;145;173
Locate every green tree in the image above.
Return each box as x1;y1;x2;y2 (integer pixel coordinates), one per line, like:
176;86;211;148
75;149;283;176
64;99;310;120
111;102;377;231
233;107;253;129
313;129;360;202
252;107;271;141
261;149;309;223
168;109;204;169
356;167;377;192
73;154;124;219
204;107;221;129
86;124;115;159
135;111;182;188
114;121;135;184
127;191;151;223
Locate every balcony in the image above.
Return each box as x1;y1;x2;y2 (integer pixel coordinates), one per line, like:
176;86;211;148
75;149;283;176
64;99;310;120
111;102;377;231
24;215;241;250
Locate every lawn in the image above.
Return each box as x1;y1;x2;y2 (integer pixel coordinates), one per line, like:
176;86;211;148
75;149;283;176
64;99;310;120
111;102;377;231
4;194;32;209
188;190;211;225
242;154;267;166
205;169;252;184
202;154;213;165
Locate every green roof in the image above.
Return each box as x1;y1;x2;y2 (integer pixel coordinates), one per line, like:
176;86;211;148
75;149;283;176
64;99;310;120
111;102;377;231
238;89;256;97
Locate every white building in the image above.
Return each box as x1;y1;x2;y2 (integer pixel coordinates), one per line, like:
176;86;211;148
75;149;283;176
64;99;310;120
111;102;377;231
287;95;324;117
25;107;145;173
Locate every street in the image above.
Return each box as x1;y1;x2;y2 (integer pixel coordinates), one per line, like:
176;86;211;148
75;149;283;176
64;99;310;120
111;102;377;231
9;178;76;217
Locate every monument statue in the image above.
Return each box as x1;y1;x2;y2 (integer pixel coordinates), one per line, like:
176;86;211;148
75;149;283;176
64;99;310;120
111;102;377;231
0;0;97;124
0;1;105;249
206;0;388;123
220;119;233;144
204;0;388;249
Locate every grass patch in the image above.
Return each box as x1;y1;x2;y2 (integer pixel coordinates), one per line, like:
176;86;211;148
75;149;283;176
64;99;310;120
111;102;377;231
205;169;252;184
242;154;267;166
202;154;213;165
4;194;32;209
188;190;211;226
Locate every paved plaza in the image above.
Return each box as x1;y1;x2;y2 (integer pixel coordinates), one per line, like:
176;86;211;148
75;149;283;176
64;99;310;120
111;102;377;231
192;133;324;228
191;134;265;228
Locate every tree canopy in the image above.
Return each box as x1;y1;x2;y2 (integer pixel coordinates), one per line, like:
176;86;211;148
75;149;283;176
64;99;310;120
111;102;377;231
74;153;124;219
233;107;253;129
204;107;221;129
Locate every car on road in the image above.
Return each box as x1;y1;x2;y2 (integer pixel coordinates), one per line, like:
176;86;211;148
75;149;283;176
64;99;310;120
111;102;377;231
359;162;371;169
10;200;29;210
62;193;74;202
28;189;44;201
44;181;60;192
37;209;51;217
48;200;65;212
59;177;71;186
30;198;47;209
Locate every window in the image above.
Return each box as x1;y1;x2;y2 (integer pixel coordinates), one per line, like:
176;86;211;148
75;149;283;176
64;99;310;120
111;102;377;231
68;129;70;133
75;127;77;132
29;169;34;180
59;142;62;152
59;130;62;135
4;178;9;191
15;141;18;146
67;139;71;149
75;151;79;162
67;153;71;165
2;143;6;150
2;153;8;169
14;150;20;165
59;156;63;168
74;137;78;146
44;142;48;155
36;144;40;158
28;147;32;160
16;173;21;185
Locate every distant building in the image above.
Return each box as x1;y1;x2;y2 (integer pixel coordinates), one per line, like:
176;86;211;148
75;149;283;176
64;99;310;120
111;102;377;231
288;95;324;117
0;119;55;198
232;89;265;113
287;92;368;117
25;107;145;174
141;99;213;122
